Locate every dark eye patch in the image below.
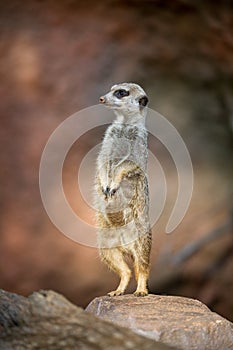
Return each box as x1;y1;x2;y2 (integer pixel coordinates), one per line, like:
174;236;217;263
113;89;129;99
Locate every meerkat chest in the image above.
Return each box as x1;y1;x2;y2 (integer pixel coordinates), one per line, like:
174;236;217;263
99;123;148;171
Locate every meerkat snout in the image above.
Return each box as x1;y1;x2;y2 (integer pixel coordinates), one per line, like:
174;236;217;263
99;96;106;103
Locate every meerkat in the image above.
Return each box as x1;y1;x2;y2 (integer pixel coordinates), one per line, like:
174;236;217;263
94;83;152;297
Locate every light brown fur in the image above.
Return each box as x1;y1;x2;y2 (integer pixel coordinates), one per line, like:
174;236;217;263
95;83;152;296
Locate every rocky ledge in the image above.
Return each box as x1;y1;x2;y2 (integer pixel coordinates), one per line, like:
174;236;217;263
86;294;233;350
0;289;233;350
0;289;175;350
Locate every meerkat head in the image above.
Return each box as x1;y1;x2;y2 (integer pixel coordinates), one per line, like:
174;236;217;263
99;83;149;118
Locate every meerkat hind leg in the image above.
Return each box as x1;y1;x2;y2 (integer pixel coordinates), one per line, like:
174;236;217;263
133;258;149;297
134;271;149;297
100;248;131;296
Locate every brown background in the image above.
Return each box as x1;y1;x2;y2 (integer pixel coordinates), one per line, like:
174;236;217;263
0;1;232;321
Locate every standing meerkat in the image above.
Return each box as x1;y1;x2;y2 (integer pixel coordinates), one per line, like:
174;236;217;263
94;83;151;297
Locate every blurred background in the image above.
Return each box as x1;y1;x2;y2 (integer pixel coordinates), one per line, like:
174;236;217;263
0;0;232;321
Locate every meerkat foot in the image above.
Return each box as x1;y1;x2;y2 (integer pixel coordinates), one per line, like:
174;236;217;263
107;290;124;297
134;290;148;297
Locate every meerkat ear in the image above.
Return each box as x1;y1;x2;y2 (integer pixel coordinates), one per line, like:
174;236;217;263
138;95;149;108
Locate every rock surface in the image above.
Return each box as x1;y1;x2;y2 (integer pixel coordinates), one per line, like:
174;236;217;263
0;289;175;350
86;294;233;350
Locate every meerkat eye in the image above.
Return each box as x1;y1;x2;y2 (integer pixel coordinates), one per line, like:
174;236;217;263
113;89;129;99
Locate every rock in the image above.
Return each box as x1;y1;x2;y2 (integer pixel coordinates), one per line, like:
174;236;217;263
86;294;233;350
0;289;175;350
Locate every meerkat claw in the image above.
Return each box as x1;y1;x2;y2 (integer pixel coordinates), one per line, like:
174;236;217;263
110;188;117;197
134;290;148;297
102;186;110;195
102;186;117;199
107;290;123;297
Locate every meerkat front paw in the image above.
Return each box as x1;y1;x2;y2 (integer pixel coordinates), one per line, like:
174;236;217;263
102;186;118;199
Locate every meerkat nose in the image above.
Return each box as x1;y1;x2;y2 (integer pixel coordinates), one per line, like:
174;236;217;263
99;96;106;103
